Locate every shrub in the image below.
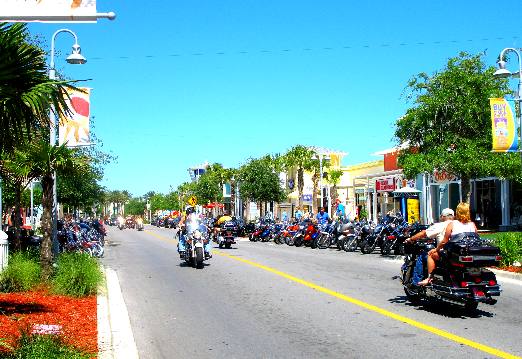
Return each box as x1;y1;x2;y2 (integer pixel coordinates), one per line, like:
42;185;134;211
493;232;522;267
0;251;41;292
1;332;91;359
52;252;103;297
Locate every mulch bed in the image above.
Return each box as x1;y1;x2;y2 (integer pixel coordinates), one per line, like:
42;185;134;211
492;266;522;274
0;288;97;356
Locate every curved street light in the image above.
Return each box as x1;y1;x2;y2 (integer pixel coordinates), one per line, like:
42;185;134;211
49;29;87;253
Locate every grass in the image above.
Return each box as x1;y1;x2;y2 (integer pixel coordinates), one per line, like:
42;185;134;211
52;252;103;297
482;232;522;267
0;251;41;292
0;332;91;359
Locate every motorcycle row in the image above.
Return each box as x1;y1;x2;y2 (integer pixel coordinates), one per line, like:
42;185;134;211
246;213;503;311
56;218;106;258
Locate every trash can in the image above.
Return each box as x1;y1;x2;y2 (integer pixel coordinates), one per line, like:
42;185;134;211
0;230;8;271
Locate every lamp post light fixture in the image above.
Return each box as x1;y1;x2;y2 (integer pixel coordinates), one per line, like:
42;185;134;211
49;29;87;253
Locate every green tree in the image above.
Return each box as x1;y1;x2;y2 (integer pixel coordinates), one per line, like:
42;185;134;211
22;139;89;281
283;145;316;208
0;146;41;250
326;168;344;210
125;198;146;216
395;52;521;202
238;157;286;208
0;23;78;154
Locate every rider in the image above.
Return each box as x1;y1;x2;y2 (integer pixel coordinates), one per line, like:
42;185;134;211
178;206;213;259
316;207;329;229
406;208;455;286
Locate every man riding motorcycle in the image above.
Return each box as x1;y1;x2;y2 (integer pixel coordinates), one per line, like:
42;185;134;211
178;207;212;259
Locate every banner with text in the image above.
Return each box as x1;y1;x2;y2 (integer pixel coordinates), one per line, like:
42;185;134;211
59;87;91;147
490;98;519;152
1;0;97;23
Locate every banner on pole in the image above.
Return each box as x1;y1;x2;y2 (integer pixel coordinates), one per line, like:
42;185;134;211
0;0;97;23
59;87;91;147
490;98;519;152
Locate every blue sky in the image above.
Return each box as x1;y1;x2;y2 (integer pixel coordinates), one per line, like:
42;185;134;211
27;0;522;197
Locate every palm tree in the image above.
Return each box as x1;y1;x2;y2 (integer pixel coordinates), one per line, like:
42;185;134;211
0;23;77;154
326;169;344;213
0;146;40;250
24;139;88;281
283;145;315;209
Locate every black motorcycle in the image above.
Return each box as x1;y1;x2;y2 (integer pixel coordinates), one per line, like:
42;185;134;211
360;215;400;254
401;233;502;311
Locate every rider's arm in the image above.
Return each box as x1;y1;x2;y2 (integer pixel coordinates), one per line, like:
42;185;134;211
408;229;427;243
435;221;454;252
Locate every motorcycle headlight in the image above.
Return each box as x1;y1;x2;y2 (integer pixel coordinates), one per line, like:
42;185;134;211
193;229;202;240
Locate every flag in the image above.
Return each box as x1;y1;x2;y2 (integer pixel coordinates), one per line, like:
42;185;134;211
59;87;91;147
490;98;519;152
0;0;97;23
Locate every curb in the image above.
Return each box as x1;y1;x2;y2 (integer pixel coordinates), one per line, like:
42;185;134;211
97;266;139;359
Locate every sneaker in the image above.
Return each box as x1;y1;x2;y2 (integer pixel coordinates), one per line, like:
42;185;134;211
179;251;185;259
205;252;212;259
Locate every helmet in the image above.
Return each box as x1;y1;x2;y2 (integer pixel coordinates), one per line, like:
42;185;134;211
185;207;195;215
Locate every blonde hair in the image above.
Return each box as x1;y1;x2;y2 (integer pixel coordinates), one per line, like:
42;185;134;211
455;202;471;223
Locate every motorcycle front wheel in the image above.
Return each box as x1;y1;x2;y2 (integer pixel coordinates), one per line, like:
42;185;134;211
380;241;393;255
317;234;330;249
195;247;204;269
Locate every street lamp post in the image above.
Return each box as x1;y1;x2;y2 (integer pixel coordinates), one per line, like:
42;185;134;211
494;48;522;230
49;29;86;253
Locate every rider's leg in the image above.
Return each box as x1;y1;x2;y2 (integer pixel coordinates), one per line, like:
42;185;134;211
178;234;186;257
418;251;439;286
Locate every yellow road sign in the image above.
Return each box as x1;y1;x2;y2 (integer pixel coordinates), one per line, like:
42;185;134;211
187;196;197;206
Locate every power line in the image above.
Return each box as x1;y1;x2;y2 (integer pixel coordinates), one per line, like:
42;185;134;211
86;35;520;61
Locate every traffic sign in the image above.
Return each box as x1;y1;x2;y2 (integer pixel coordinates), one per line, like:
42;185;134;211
187;196;197;206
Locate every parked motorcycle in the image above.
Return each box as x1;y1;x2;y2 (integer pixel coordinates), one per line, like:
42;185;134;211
360;214;401;254
401;233;502;311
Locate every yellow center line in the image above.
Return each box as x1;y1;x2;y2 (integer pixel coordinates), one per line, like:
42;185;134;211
143;230;521;359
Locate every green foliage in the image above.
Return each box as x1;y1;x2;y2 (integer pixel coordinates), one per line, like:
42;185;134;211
125;197;146;216
395;52;521;191
0;23;81;154
491;232;522;267
52;252;102;297
3;331;91;359
194;171;223;205
0;251;41;292
238;156;286;203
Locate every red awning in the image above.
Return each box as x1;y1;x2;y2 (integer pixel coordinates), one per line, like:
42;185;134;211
203;202;225;209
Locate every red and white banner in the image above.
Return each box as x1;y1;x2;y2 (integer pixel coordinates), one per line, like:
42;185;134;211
375;177;397;192
0;0;97;23
59;87;91;147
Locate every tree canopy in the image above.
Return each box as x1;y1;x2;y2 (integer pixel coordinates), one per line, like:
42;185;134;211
395;52;521;201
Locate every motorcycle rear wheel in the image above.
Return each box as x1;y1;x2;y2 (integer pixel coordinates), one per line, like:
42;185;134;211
343;238;357;252
225;242;232;249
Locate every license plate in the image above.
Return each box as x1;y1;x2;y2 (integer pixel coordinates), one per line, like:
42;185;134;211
468;267;481;275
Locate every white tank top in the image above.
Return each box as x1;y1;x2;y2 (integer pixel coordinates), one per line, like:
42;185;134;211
451;220;476;235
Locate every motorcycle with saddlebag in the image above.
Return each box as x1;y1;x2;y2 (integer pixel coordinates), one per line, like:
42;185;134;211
401;232;502;311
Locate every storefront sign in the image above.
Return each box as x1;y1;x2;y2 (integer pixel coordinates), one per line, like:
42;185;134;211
432;170;458;184
302;194;312;203
375;177;397;192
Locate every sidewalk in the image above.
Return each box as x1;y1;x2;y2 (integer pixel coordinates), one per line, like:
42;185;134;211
98;267;139;359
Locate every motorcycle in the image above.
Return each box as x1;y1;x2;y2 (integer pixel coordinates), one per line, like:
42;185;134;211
360;214;400;254
401;233;502;311
117;217;125;230
183;217;210;269
343;220;373;252
217;219;238;249
136;219;144;231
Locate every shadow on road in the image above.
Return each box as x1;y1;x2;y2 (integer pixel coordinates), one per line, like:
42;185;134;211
388;295;495;319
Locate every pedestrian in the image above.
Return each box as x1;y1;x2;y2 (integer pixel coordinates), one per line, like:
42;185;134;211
335;199;345;220
316;207;329;228
294;207;303;222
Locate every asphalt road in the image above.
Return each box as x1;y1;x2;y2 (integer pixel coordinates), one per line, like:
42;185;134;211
101;225;522;359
